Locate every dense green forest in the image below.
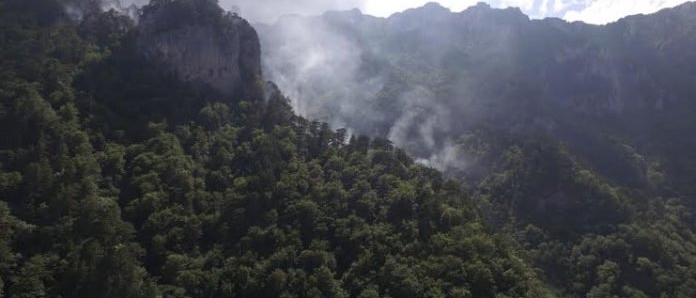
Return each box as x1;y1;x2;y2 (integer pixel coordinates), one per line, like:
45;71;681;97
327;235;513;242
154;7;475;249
0;0;550;297
2;0;696;297
260;3;696;297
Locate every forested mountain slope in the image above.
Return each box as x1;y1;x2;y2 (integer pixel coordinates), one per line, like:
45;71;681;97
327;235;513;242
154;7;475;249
3;0;696;297
0;0;551;297
258;2;696;297
259;2;696;196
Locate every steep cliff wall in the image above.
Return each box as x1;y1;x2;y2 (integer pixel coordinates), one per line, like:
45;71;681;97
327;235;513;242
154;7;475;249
137;0;261;96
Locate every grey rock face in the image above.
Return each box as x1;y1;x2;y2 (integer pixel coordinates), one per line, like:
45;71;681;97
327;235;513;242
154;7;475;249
137;0;261;96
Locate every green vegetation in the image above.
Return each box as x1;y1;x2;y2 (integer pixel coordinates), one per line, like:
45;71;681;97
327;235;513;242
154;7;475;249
462;130;696;297
0;1;550;297
3;0;696;297
260;5;696;296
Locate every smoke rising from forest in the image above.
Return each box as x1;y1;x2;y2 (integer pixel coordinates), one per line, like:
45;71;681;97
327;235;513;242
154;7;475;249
257;11;389;135
256;3;492;173
63;0;474;172
60;0;147;19
387;87;467;171
256;9;468;171
66;0;367;23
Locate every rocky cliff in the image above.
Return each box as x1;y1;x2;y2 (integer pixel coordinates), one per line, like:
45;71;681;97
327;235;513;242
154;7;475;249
137;0;261;97
260;1;696;121
258;2;696;193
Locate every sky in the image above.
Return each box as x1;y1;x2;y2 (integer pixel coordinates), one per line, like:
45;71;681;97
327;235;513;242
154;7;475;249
221;0;692;25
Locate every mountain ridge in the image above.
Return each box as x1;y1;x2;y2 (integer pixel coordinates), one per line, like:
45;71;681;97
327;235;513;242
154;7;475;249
258;0;696;183
257;3;696;296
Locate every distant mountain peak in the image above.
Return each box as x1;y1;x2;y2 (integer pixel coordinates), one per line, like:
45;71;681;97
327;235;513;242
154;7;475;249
460;1;528;22
412;1;451;13
331;7;363;16
322;7;365;21
423;2;447;9
386;1;453;29
474;1;491;9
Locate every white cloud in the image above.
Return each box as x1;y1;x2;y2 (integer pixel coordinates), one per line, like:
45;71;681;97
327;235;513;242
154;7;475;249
538;0;551;15
219;0;366;23
363;0;691;24
563;0;690;24
548;0;579;15
496;0;537;12
363;0;479;17
192;0;692;24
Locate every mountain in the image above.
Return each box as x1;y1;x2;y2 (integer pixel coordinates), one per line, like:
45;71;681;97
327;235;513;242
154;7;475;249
2;0;696;297
0;0;552;297
258;2;696;193
258;2;696;297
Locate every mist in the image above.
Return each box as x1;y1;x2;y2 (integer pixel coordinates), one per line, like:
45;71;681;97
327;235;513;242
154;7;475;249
62;0;511;173
69;0;367;23
256;2;520;173
60;0;148;19
387;87;467;172
218;0;366;24
257;10;389;132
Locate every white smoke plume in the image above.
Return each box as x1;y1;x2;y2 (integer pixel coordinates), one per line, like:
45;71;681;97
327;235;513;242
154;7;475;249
387;87;468;172
256;3;481;172
258;10;387;130
61;0;148;19
65;0;477;172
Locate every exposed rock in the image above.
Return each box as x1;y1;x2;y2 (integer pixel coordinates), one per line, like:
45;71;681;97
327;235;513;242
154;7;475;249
137;0;261;97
